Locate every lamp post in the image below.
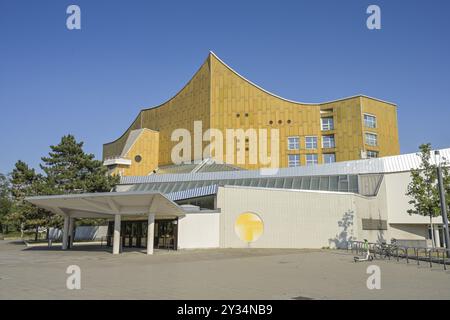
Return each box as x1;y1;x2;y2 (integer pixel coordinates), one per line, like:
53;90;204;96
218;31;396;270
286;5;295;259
435;150;450;254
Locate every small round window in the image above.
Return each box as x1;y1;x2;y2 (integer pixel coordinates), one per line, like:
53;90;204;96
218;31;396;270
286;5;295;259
135;155;142;163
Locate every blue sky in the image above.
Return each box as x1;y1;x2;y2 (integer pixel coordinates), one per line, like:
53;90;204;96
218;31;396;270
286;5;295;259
1;0;449;173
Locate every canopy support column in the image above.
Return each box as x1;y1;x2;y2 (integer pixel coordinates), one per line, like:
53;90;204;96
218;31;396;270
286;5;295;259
68;217;75;249
113;214;121;255
147;213;155;255
62;215;70;250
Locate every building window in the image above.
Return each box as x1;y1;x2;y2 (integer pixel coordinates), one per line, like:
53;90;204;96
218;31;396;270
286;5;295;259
367;150;379;158
364;114;377;128
323;153;336;164
306;154;318;166
322;135;335;148
305;136;318;149
288;154;300;167
365;132;377;146
321;117;334;131
288;137;300;150
134;155;142;163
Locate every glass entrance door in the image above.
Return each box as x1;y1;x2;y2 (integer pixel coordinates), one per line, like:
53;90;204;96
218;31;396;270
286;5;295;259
107;219;177;250
154;219;178;250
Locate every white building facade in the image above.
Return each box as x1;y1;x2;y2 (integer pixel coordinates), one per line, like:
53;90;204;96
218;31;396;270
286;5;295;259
27;149;450;253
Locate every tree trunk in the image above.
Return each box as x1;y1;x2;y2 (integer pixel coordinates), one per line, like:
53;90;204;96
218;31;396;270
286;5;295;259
35;226;39;242
20;223;24;239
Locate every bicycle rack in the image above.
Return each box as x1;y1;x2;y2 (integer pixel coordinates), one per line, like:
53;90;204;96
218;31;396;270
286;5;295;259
347;241;449;270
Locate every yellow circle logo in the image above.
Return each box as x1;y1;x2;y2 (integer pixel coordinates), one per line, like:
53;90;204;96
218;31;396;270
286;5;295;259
234;212;264;243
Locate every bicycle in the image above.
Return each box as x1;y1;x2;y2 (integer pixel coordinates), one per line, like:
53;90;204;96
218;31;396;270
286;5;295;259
373;238;398;260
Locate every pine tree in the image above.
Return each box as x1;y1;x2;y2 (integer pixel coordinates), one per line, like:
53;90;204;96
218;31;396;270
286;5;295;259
0;173;12;235
9;161;52;240
40;135;118;194
40;135;119;226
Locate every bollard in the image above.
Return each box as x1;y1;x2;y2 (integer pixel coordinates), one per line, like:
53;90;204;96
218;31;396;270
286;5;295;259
406;247;409;264
429;249;433;268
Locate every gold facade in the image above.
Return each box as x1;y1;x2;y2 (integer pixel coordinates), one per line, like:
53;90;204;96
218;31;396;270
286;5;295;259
103;52;400;176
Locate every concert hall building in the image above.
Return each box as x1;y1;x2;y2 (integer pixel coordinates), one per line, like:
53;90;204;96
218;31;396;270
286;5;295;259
27;53;446;255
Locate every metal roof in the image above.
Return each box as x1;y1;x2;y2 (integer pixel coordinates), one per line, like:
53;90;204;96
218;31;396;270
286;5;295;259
127;174;383;197
120;148;450;185
165;184;219;201
154;159;242;175
26;191;186;218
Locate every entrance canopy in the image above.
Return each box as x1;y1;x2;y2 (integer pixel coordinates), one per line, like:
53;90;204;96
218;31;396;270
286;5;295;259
26;191;186;219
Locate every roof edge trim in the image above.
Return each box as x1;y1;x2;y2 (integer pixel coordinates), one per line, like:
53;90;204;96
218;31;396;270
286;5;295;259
209;51;397;107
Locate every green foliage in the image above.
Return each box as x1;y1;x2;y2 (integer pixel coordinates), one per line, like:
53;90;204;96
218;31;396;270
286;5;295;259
40;135;119;194
0;173;13;233
8;161;55;232
406;143;449;218
4;135;119;233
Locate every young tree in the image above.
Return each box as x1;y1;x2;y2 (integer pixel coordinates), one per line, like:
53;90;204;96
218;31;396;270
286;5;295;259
0;173;12;235
406;143;448;247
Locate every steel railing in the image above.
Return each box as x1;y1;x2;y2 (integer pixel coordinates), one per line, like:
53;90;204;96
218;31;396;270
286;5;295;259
348;240;450;270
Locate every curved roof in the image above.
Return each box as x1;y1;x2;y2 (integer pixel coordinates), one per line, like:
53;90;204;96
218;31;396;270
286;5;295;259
209;51;397;106
104;51;397;147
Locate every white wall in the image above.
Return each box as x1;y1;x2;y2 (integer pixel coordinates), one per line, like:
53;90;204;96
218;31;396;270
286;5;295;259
389;224;428;240
216;181;435;249
75;226;108;240
217;186;360;249
177;212;220;249
384;171;443;224
48;226;108;241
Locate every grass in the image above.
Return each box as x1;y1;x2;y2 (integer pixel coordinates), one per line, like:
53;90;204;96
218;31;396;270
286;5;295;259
0;230;47;241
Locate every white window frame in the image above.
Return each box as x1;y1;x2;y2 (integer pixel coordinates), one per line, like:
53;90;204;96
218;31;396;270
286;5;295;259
323;153;336;164
305;154;318;166
288;154;301;167
364;113;377;128
305;136;318;149
365;132;378;146
366;150;378;158
287;136;300;150
321;117;334;131
322;135;335;148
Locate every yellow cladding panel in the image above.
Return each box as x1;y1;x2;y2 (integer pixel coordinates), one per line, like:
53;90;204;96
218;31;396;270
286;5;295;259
103;114;142;160
103;55;211;169
360;96;400;157
103;52;400;175
110;129;160;177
